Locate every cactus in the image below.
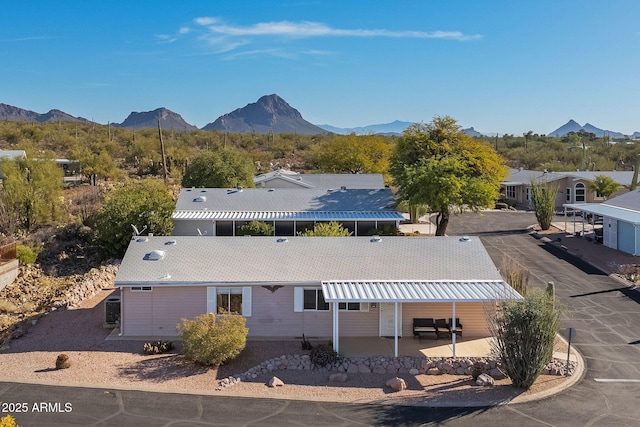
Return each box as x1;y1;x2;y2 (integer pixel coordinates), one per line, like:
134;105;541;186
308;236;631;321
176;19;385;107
55;353;71;370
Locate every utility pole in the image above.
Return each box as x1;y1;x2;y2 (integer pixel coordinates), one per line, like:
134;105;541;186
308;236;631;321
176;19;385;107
158;120;168;184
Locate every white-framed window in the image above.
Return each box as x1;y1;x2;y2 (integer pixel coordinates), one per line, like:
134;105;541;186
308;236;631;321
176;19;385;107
294;288;368;312
338;302;369;312
575;183;586;202
506;186;516;198
566;187;571;202
131;286;152;292
207;287;251;316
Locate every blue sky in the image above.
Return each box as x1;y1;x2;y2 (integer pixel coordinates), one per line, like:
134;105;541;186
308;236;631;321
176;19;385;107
1;1;639;135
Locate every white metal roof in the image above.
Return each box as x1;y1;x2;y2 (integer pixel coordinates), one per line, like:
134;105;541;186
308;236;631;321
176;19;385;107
172;210;404;221
565;203;640;225
322;280;522;302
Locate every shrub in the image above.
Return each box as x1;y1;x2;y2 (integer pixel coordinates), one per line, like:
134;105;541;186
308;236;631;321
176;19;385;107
237;220;274;236
177;313;248;366
486;290;562;389
301;334;313;350
0;415;20;427
309;344;338;368
143;340;174;355
15;244;37;265
500;256;529;296
530;180;558;230
617;264;640;283
494;202;509;210
55;353;71;370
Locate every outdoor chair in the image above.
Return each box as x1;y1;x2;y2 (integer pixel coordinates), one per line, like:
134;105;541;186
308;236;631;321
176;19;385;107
448;318;463;337
435;318;452;339
412;318;438;339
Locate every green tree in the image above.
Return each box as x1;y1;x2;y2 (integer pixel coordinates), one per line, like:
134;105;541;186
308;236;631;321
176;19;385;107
177;312;248;366
91;179;175;258
0;157;65;232
530;180;558;230
237;220;274;236
309;133;391;176
182;149;255;188
390;117;507;236
587;175;619;200
487;290;562;389
76;149;121;185
298;221;352;236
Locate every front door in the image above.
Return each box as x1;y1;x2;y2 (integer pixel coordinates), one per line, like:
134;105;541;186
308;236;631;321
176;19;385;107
379;302;402;337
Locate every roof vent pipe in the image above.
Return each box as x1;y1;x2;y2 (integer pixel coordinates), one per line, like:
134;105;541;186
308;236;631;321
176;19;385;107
370;235;382;242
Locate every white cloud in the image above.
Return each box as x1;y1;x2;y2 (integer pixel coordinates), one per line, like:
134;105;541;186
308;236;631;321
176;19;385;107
183;18;482;58
195;19;482;41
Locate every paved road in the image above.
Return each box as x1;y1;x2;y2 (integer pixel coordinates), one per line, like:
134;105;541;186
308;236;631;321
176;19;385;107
3;210;640;426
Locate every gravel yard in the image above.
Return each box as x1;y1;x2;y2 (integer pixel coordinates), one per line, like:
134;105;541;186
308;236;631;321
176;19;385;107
0;289;577;406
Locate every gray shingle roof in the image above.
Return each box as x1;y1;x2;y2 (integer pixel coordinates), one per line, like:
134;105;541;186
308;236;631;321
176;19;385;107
114;235;503;286
604;189;640;211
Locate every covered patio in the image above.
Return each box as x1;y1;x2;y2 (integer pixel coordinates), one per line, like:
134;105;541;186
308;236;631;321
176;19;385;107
322;280;523;358
338;336;494;358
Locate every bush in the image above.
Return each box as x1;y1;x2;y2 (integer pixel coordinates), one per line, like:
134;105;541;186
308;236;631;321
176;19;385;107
301;334;313;350
617;264;640;283
494;202;509;210
15;244;37;265
177;313;248;366
0;415;20;427
143;340;174;355
309;344;338;368
237;220;274;236
500;256;529;296
486;290;562;389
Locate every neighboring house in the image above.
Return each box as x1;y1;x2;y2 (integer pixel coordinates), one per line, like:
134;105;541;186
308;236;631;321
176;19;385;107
172;187;403;236
0;241;18;291
254;169;385;190
114;235;521;356
565;189;640;256
502;168;632;210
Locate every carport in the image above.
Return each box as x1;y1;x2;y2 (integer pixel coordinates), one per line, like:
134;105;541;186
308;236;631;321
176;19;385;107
322;280;523;358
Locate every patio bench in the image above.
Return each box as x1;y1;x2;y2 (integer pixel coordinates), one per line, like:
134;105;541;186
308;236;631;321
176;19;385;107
412;318;438;339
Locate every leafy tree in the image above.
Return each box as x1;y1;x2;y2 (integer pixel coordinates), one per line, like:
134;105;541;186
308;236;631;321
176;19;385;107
298;221;352;236
0;157;65;232
530;180;558;230
487;290;562;389
309;133;391;175
75;149;121;185
587;175;619;200
390;117;507;236
237;220;274;236
182;149;255;188
91;179;175;258
177;312;248;366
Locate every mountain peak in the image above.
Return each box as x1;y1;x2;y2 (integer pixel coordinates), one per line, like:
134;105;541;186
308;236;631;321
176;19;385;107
117;107;197;130
201;94;326;135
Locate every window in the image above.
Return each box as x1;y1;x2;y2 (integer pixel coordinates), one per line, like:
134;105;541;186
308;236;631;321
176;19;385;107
506;186;516;198
575;183;586;202
566;188;571;202
294;288;368;312
217;288;243;314
207;287;251;316
303;288;329;311
131;286;152;292
338;302;369;312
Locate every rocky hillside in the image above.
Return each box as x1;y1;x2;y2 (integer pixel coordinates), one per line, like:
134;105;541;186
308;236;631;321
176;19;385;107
202;94;328;135
0;103;89;123
116;107;198;131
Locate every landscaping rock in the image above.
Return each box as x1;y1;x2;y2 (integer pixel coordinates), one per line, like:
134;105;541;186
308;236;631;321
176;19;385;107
329;373;348;382
386;377;407;391
268;376;284;387
476;373;494;386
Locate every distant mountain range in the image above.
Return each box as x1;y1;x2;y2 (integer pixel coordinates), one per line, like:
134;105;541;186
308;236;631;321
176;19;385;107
0;103;90;124
547;119;639;139
1;98;639;138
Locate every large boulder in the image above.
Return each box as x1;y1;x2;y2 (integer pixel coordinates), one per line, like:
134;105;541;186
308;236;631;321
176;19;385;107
476;373;495;386
268;376;284;387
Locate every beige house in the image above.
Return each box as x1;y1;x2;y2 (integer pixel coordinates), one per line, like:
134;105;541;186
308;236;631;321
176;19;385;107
502;168;632;211
114;235;521;357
